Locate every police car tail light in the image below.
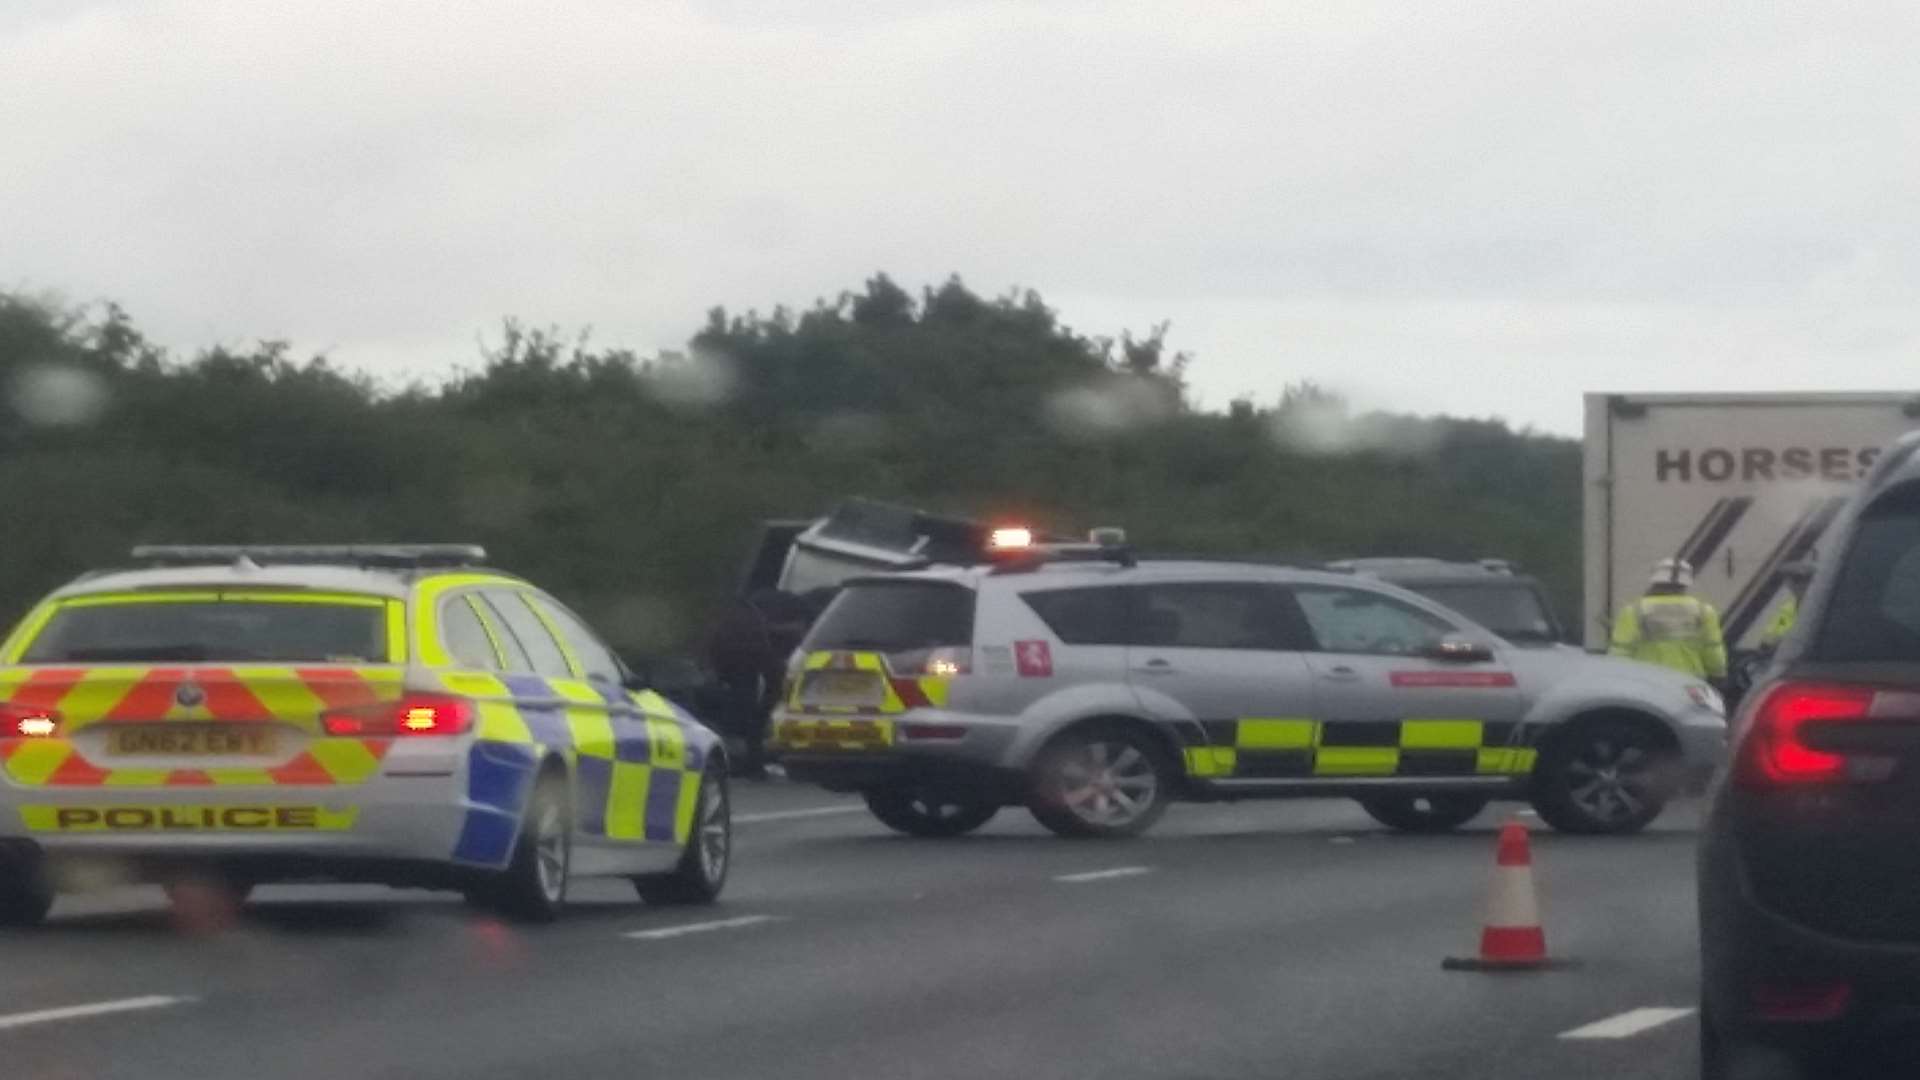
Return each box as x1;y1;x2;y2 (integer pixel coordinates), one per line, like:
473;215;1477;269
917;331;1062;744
1735;682;1877;786
0;704;59;739
887;646;972;677
322;694;474;737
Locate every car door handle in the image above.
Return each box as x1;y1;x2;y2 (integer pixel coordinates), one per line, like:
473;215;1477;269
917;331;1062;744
1133;659;1178;675
1321;665;1361;682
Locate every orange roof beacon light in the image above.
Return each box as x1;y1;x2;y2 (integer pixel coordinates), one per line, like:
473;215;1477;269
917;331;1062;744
989;527;1035;551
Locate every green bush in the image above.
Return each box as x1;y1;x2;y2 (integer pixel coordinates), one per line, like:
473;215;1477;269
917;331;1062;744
0;280;1580;651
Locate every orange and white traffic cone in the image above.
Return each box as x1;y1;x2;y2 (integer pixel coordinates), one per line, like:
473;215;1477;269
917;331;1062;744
1443;819;1574;971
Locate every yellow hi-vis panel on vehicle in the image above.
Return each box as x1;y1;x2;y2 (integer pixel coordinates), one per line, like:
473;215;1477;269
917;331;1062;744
1185;719;1538;780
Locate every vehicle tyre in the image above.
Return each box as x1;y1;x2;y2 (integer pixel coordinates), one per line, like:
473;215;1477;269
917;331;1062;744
478;771;571;923
0;854;53;928
1531;719;1676;835
1357;793;1490;833
1698;999;1725;1080
1704;1037;1816;1080
863;789;999;838
1027;723;1173;839
635;763;732;905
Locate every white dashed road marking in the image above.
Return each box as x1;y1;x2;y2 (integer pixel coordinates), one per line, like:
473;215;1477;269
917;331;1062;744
734;806;867;824
1558;1006;1695;1040
624;915;787;940
0;995;194;1032
1054;866;1152;884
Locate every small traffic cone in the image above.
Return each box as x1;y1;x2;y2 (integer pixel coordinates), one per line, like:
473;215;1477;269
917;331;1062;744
1443;819;1575;971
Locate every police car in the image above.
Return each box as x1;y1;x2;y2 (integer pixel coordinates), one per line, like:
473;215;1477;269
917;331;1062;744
0;545;730;926
771;531;1726;839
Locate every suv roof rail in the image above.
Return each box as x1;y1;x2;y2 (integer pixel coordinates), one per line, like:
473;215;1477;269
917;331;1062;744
1131;552;1321;569
129;544;488;569
1328;556;1523;576
987;536;1137;573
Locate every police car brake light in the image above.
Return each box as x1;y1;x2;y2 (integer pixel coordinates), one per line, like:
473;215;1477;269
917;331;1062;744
323;693;474;737
0;704;58;738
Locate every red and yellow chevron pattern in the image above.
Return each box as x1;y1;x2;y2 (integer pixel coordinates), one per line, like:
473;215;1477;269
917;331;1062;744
0;665;404;788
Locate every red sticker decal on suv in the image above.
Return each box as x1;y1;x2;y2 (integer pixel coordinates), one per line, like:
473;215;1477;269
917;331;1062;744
1390;671;1516;688
1014;640;1053;678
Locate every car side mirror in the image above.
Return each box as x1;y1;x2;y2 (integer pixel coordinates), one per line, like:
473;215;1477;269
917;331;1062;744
1425;636;1494;663
612;652;651;692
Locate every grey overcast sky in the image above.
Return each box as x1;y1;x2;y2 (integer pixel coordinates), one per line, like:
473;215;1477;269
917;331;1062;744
4;1;1916;433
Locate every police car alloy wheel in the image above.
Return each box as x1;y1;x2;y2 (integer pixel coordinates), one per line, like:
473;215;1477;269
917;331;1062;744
1028;725;1172;839
1530;719;1674;835
863;789;1000;838
636;763;731;904
1356;794;1490;833
480;773;571;922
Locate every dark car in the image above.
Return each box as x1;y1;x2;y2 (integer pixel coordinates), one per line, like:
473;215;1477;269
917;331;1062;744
1699;432;1920;1077
1328;558;1572;648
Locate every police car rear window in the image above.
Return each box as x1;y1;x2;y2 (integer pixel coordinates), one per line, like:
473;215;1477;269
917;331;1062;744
804;583;975;651
19;598;388;664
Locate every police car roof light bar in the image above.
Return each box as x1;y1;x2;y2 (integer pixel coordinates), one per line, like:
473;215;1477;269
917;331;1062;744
130;544;488;569
987;529;1136;573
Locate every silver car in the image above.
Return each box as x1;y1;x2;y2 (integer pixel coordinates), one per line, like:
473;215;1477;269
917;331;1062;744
771;541;1726;838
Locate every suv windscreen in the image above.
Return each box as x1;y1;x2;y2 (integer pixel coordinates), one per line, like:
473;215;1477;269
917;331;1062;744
1816;483;1920;662
1401;582;1557;643
803;582;976;651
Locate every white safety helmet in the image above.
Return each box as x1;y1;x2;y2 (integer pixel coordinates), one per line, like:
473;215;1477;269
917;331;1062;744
1651;557;1694;589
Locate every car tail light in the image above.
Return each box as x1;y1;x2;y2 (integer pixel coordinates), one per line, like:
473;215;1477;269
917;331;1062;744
1734;682;1877;786
886;646;972;677
0;704;59;739
901;723;968;740
1751;980;1852;1023
323;693;473;737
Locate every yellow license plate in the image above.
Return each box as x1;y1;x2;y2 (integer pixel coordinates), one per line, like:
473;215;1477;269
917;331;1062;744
108;727;278;757
800;671;885;707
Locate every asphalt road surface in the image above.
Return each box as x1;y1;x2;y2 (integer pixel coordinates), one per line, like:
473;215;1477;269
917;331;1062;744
1;783;1708;1080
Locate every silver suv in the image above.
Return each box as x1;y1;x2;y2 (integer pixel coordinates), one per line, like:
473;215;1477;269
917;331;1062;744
771;541;1726;839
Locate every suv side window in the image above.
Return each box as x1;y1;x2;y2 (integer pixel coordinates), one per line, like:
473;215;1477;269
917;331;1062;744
531;595;624;684
1818;483;1920;661
1292;586;1456;656
441;595;500;670
1022;586;1130;645
1133;583;1305;651
480;590;574;678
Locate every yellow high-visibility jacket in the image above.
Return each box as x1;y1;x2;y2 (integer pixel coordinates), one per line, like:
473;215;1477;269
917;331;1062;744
1759;596;1799;648
1609;594;1728;679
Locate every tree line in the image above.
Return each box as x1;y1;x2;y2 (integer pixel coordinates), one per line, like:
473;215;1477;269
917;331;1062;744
0;276;1582;659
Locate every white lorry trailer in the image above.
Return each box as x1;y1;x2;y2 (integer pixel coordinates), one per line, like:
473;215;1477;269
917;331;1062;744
1583;392;1920;651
